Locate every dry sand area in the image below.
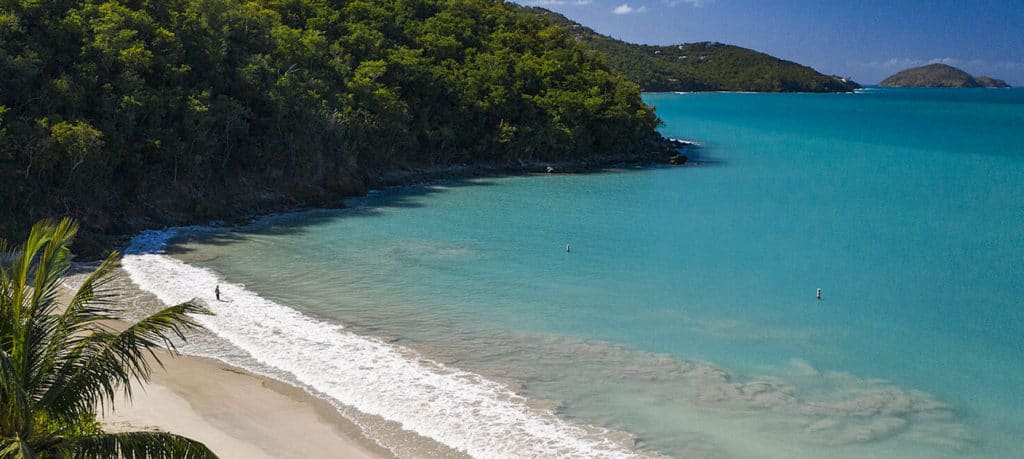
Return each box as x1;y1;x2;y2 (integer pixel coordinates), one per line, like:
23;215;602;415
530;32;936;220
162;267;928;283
99;351;394;459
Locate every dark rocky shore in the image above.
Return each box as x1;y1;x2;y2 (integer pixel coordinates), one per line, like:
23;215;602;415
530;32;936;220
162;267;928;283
73;138;694;259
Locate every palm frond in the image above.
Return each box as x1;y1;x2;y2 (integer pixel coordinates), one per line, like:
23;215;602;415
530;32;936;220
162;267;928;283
4;219;76;399
55;431;216;459
9;220;60;319
0;236;10;307
2;220;214;457
31;252;122;398
9;219;90;418
0;437;34;459
37;301;211;419
0;439;22;457
63;252;122;323
0;350;32;440
27;218;77;319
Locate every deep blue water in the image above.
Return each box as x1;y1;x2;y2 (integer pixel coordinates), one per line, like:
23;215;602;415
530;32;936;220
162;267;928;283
131;88;1024;458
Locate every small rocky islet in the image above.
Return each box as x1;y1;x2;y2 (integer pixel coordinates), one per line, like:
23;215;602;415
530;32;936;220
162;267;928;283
879;63;1011;88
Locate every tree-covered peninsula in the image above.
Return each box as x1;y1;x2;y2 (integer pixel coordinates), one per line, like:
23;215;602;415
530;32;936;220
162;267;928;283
0;0;670;253
518;6;860;93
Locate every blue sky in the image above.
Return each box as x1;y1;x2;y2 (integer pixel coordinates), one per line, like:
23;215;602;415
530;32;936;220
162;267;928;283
517;0;1024;85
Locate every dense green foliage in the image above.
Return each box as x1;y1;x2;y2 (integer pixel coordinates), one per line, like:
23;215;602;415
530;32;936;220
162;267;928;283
0;219;214;457
520;6;860;93
0;0;662;243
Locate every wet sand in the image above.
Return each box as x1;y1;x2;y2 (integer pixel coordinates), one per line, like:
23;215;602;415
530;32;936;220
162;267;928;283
56;278;394;459
99;351;394;459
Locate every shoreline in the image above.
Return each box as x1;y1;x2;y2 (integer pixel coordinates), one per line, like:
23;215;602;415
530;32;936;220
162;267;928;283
375;144;693;187
69;140;694;260
56;280;446;459
68;148;695;458
117;230;646;458
100;351;396;459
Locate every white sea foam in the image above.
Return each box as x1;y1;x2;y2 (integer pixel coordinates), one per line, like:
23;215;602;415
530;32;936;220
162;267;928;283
122;229;643;459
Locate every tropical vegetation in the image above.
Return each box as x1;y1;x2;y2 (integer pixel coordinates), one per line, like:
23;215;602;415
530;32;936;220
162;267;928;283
0;0;663;250
519;6;861;93
0;218;214;458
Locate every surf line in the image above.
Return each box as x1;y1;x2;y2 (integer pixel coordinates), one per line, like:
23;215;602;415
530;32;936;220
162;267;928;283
122;229;644;459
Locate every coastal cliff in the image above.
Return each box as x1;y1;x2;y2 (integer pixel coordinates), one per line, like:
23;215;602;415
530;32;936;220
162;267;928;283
879;63;1012;88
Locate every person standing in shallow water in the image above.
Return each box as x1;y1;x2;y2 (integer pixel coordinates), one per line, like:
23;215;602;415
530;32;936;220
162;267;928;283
215;285;221;301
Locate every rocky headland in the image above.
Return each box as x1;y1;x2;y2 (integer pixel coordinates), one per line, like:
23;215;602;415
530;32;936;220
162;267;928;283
879;63;1011;88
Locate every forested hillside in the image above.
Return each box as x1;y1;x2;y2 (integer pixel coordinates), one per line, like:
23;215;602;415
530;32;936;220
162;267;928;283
0;0;666;251
520;6;860;93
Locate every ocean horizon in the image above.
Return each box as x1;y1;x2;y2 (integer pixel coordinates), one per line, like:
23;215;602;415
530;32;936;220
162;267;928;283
122;88;1024;458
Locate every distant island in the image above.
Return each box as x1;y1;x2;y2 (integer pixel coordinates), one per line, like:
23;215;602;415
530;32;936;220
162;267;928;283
879;63;1011;88
518;6;860;93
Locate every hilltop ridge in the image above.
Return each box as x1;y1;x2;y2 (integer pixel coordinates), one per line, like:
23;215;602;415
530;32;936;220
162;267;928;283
518;6;860;93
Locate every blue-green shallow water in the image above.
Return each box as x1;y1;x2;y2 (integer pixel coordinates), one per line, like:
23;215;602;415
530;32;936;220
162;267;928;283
147;88;1023;457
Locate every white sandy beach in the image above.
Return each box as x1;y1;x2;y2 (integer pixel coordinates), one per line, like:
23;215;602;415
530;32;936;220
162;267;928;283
56;279;393;459
99;351;394;459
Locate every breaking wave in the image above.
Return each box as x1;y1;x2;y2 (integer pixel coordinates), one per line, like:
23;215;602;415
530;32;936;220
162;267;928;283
122;229;645;459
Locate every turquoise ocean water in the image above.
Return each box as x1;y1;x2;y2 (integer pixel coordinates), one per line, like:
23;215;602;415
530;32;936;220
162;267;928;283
124;88;1024;458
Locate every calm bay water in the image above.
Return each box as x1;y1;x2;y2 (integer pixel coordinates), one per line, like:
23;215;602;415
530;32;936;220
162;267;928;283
125;88;1024;458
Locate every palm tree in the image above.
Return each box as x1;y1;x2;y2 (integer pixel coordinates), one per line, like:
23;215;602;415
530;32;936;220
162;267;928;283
1;219;215;458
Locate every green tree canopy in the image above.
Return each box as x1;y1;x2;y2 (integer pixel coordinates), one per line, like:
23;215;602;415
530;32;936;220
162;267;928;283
0;219;215;457
0;0;663;246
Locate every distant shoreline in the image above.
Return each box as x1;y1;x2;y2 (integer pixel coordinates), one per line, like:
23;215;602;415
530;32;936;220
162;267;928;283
77;139;694;260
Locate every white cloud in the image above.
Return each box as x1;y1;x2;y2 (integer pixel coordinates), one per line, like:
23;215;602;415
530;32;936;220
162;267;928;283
528;0;592;5
612;3;647;14
855;57;962;70
665;0;711;6
927;57;960;65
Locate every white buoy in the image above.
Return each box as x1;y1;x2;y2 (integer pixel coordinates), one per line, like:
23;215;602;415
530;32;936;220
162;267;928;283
566;244;571;253
816;288;822;301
